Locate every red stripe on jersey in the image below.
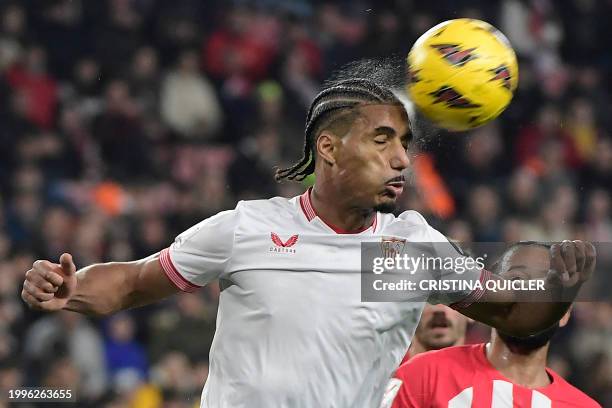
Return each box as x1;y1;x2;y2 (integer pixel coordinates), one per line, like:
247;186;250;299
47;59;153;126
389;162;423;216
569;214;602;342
319;217;376;234
450;269;493;310
514;382;532;407
299;189;316;221
300;187;378;234
159;248;201;293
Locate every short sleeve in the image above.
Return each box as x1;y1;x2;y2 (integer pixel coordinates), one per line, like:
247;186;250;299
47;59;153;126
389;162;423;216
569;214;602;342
425;226;486;306
159;209;238;292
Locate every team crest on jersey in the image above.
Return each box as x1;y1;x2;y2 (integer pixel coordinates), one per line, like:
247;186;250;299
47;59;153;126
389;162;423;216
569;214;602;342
380;236;406;259
431;44;477;67
270;232;298;254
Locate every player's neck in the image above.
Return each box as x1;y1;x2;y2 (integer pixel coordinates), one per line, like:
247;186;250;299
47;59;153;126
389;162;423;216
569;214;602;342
408;340;427;356
486;337;551;388
310;186;376;233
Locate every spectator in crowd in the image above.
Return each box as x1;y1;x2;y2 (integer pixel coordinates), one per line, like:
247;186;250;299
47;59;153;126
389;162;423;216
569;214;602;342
160;50;222;140
5;45;58;130
104;312;148;386
23;311;107;400
149;293;217;364
203;5;278;84
129;46;161;119
0;5;26;72
400;304;470;365
515;104;580;171
91;79;152;181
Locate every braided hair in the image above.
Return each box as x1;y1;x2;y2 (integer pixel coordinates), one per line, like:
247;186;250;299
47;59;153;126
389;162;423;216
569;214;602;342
275;58;406;182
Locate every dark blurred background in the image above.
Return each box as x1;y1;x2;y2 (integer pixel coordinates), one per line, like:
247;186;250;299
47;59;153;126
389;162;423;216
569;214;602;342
0;0;610;407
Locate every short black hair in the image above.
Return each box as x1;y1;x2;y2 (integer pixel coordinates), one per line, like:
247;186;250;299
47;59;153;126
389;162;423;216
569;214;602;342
491;241;552;275
275;57;406;182
505;241;552;252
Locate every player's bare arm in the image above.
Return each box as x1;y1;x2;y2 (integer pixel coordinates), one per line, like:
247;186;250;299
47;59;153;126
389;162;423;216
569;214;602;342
21;252;179;317
458;240;595;337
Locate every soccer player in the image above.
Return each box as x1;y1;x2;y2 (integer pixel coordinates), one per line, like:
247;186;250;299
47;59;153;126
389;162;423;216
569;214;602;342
21;60;596;407
387;242;601;408
399;303;469;365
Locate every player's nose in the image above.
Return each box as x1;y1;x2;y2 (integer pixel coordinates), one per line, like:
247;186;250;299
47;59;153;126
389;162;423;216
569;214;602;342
390;142;411;171
430;304;450;314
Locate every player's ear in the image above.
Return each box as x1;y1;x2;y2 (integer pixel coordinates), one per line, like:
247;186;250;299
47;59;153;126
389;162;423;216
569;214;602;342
559;305;572;328
316;131;338;165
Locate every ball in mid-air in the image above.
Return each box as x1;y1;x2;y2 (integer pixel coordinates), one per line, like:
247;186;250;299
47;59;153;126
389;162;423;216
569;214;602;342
406;18;518;131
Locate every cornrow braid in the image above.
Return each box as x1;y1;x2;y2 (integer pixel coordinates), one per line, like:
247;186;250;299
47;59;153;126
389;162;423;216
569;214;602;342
275;73;402;182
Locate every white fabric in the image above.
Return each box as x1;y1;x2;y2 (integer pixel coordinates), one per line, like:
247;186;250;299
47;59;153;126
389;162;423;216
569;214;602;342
161;193;483;408
160;71;223;138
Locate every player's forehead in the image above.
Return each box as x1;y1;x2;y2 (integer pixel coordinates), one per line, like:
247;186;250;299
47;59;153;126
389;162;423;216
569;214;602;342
353;103;411;134
500;245;551;280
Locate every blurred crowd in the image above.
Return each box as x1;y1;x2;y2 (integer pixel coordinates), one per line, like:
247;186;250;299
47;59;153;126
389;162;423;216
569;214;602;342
0;0;610;407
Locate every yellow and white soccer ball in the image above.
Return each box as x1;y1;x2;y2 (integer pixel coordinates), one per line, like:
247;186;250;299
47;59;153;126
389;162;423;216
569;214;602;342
406;18;518;131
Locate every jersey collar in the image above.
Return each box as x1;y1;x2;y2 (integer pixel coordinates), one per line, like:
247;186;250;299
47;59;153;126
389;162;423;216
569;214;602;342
299;187;378;234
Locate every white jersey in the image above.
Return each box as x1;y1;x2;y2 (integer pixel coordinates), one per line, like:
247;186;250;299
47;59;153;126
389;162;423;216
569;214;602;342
159;189;486;408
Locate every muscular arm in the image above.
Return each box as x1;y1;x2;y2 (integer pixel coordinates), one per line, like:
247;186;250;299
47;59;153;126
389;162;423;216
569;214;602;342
65;254;179;317
23;212;236;316
22;252;180;317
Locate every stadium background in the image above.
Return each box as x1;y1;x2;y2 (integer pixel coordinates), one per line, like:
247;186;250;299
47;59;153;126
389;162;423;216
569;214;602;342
0;0;610;406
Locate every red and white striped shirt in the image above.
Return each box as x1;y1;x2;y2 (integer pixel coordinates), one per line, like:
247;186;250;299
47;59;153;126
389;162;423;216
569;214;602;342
387;343;600;408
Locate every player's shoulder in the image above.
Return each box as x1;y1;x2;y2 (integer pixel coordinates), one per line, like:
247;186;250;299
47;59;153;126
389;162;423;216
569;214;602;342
173;196;299;243
236;196;297;217
233;196;303;231
546;368;602;407
378;210;432;235
384;210;429;226
399;344;481;373
417;343;481;363
188;197;297;230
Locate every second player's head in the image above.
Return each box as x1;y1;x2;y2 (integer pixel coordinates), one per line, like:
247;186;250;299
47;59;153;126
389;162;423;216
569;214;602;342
276;59;412;213
493;241;571;354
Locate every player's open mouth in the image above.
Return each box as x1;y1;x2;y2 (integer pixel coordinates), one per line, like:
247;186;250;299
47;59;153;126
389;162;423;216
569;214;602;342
385;176;405;197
